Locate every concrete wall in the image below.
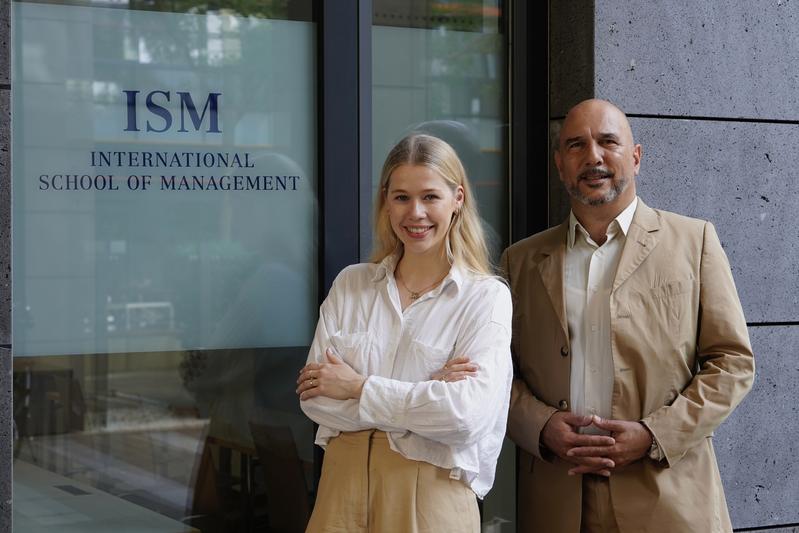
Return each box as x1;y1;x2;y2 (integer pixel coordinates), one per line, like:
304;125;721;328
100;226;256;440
550;1;799;530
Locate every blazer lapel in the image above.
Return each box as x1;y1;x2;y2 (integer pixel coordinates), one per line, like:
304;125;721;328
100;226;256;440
613;199;661;292
535;221;569;339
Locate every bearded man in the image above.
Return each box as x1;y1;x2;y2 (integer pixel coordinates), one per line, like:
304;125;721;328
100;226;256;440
502;98;754;532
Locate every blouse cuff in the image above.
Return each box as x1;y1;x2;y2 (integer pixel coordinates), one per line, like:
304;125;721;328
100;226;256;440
359;375;413;428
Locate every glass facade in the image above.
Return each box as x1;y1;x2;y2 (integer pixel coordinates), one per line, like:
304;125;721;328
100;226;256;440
10;1;517;531
12;0;317;531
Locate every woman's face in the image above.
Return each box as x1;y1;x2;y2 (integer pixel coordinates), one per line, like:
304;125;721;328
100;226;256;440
385;164;463;259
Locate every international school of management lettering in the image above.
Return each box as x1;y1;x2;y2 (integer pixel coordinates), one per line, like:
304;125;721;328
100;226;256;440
37;151;301;191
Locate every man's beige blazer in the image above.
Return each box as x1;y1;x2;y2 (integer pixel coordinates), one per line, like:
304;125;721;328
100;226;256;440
501;200;754;533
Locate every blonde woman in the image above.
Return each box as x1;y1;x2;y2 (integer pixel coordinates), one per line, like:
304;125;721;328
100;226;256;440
296;133;512;532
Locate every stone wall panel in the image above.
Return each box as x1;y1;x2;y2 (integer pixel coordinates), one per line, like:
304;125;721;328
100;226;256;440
716;326;799;529
594;1;799;119
630;117;798;323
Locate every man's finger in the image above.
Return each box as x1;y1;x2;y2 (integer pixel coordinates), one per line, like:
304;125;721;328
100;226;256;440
569;466;610;476
569;464;612;477
567;455;615;468
560;413;595;427
567;434;615;447
591;416;626;432
566;455;615;471
567;446;616;458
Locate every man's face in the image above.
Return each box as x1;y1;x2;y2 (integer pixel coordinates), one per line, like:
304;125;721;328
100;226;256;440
554;100;641;207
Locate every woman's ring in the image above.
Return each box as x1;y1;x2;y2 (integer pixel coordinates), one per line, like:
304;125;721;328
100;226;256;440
310;379;316;387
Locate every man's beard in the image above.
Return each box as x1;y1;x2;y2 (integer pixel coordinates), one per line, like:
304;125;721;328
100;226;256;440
567;169;630;206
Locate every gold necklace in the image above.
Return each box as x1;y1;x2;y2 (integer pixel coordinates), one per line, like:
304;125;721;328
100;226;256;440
396;270;449;300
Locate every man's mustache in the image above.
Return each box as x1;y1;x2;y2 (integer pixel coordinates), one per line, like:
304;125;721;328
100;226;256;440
577;167;613;180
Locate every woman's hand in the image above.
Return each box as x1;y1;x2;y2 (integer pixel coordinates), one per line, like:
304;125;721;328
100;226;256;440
296;349;366;401
430;356;479;383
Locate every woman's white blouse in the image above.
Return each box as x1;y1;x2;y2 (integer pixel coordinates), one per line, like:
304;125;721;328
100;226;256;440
300;255;513;498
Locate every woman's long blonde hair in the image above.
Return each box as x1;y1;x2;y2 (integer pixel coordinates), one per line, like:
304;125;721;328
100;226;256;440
370;133;492;276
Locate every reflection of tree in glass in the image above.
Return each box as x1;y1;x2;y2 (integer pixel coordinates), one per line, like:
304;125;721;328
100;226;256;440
428;32;502;119
94;1;308;69
128;0;311;21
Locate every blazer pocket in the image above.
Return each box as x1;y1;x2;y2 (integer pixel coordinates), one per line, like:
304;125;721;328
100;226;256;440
629;277;696;324
648;278;694;300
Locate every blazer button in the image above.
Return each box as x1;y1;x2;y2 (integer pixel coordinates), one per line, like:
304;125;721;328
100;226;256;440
558;400;569;411
560;346;569;357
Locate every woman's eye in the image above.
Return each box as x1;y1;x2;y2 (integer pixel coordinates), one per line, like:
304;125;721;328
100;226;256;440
424;194;440;201
393;194;408;201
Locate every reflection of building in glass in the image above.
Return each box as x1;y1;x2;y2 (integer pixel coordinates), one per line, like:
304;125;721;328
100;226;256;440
371;3;507;259
13;3;316;356
106;301;176;332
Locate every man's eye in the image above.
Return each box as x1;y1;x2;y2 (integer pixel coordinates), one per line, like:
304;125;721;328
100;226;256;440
567;142;583;150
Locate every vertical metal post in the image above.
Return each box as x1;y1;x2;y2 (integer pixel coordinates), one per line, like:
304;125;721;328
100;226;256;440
318;0;371;295
358;0;373;261
510;0;550;242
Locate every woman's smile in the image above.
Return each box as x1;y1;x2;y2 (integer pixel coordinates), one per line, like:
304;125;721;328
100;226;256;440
403;224;434;238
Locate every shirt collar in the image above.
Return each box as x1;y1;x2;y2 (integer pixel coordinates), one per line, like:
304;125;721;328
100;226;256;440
371;252;399;283
371;252;463;293
568;196;638;248
615;195;638;236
